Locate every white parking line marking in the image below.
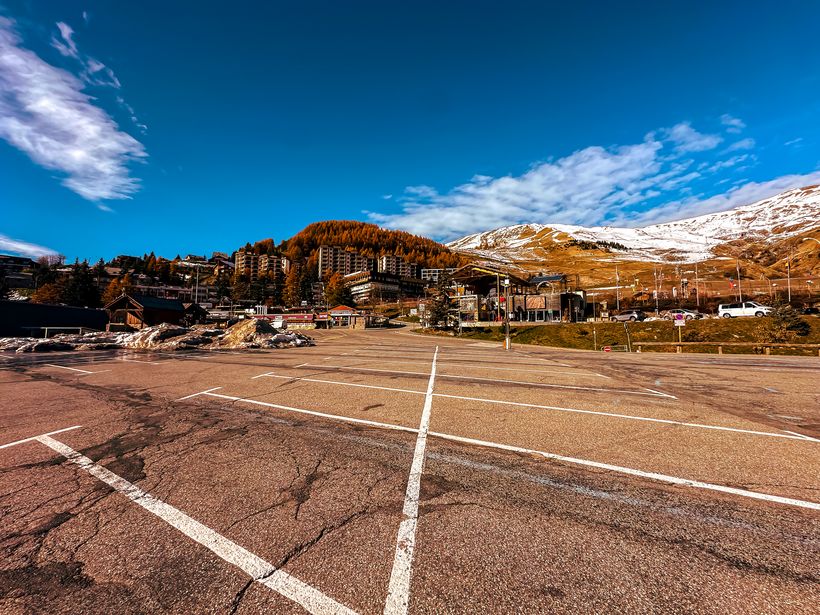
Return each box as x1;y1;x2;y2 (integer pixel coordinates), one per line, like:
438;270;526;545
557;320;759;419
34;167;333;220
184;390;820;510
118;358;162;365
0;425;81;450
384;347;439;615
35;435;357;615
249;373;809;442
642;388;677;400
432;392;813;442
427;432;820;511
298;364;676;399
43;363;103;374
255;373;424;395
202;392;418;434
336;357;607;379
176;387;223;401
783;430;820;443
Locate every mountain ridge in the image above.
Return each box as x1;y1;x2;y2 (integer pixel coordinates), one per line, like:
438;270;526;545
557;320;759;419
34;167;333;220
448;185;820;264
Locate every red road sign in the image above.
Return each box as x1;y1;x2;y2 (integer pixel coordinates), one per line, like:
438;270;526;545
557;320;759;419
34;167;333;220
603;346;611;352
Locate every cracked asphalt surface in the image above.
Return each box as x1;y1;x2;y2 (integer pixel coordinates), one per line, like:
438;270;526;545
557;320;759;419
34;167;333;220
1;328;818;613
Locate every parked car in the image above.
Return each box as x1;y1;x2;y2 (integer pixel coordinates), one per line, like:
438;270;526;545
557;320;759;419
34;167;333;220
665;308;704;321
611;309;647;322
718;301;773;318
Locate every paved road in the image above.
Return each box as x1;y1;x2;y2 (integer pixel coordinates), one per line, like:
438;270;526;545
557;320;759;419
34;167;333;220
1;329;818;613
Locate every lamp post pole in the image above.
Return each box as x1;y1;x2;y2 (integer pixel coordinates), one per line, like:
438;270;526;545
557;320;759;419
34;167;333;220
504;277;511;351
496;273;501;322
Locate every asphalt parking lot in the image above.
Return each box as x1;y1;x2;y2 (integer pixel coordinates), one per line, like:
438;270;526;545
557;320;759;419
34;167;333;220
1;328;819;613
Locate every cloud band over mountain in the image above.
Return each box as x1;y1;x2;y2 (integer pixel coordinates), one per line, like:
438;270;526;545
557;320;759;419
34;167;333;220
369;120;818;241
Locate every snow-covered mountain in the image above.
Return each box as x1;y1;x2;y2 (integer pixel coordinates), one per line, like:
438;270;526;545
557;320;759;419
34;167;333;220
448;185;820;264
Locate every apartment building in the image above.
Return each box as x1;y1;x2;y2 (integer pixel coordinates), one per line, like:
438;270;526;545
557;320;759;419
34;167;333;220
377;255;418;278
234;251;258;279
420;268;457;282
318;245;375;278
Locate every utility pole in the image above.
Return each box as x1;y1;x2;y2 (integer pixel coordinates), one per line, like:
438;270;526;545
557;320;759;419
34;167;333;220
787;251;792;303
653;266;660;315
736;258;743;303
615;265;620;311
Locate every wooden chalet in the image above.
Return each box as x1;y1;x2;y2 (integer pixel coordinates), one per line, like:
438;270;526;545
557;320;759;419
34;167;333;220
105;293;207;330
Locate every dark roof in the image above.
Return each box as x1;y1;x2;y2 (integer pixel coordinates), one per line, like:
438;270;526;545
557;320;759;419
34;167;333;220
105;293;185;312
131;294;186;311
529;274;567;284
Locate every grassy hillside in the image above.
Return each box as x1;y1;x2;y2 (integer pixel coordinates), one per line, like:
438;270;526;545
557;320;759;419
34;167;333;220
419;317;820;356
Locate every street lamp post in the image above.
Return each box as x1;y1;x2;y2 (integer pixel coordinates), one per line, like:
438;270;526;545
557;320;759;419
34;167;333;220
503;277;511;351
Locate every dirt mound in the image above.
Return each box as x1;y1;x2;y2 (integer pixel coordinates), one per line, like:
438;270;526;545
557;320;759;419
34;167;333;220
0;319;314;353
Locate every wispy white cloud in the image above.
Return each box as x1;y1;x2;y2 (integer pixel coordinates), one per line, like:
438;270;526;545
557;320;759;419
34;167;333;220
720;114;746;134
703;154;752;174
368;138;665;239
726;137;755;152
0;17;146;201
51;21;78;58
0;233;58;258
784;137;803;147
664;122;723;152
51;21;120;88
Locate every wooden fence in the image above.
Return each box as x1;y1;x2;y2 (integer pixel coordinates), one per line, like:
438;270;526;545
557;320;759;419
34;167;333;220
633;341;820;355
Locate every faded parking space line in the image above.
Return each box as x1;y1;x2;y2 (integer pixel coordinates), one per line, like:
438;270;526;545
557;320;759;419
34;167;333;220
183;387;820;510
428;432;820;511
253;372;425;395
35;435;358;615
250;372;811;442
297;364;677;399
43;363;109;375
200;391;419;434
338;357;609;379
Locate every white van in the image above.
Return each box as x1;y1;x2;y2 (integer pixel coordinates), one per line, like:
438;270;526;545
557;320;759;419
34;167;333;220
718;301;773;318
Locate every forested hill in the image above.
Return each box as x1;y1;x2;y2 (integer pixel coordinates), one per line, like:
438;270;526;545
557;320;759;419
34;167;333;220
248;221;463;270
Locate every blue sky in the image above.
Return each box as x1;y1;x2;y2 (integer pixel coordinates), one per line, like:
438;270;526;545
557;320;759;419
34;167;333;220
1;1;819;262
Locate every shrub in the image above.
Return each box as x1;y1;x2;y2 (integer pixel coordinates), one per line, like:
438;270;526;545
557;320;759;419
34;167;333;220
758;305;811;342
